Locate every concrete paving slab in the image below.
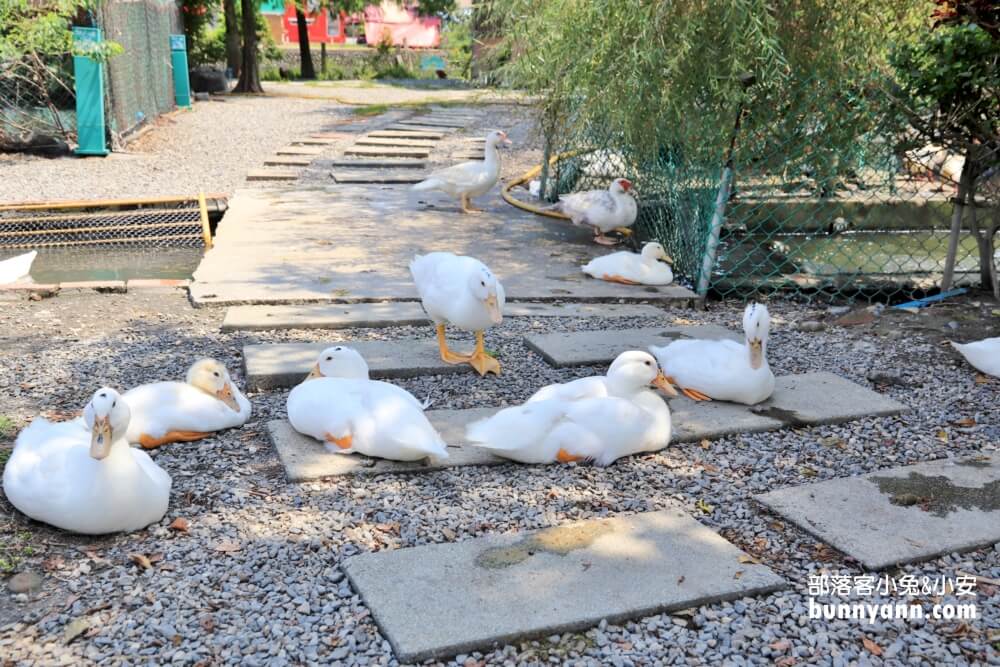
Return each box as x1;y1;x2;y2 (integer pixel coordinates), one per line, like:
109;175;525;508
756;453;1000;570
355;137;436;149
268;408;501;481
345;146;431;158
386;124;457;134
244;339;473;390
328;159;426;169
222;301;667;331
275;146;324;156
265;372;905;481
524;326;739;367
190;186;701;306
246;169;300;181
342;510;786;662
331;171;426;184
263;156;312;167
291;137;337;145
398;118;467;128
368;130;444;140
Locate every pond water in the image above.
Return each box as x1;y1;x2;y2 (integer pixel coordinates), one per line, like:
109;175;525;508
13;246;204;284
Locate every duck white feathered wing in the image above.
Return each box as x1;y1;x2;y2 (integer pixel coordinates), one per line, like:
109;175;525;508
3;418;171;534
288;378;447;462
0;251;37;284
951;338;1000;377
412;161;494;197
649;339;775;405
123;381;252;443
527;376;611;403
555;190;636;233
468;395;663;467
410;252;506;330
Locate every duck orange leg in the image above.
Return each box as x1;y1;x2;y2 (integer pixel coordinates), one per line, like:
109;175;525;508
436;324;472;364
139;430;211;449
556;448;586;463
601;273;640;285
681;387;712;401
324;433;353;450
468;330;500;377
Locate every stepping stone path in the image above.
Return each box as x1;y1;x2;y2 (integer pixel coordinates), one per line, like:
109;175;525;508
386;124;458;134
244;339;472;390
757;452;999;569
275;146;324;156
341;510;786;662
331;171;425;184
356;137;436;149
328;160;426;169
524;326;738;367
246;169;300;182
265;371;905;481
291;137;338;146
398;118;467;129
263;156;312;167
368;130;445;140
345;146;430;158
222;301;666;331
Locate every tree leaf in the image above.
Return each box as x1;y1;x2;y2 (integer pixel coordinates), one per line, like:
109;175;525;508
169;517;190;532
129;553;152;570
862;638;883;656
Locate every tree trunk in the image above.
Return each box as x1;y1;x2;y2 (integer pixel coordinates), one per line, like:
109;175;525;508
940;156;974;290
966;189;1000;298
234;0;263;93
296;8;316;79
224;0;241;79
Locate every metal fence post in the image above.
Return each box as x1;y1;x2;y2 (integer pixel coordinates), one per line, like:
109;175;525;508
170;34;192;109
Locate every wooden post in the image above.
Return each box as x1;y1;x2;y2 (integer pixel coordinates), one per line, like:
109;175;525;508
941;161;974;290
321;42;327;76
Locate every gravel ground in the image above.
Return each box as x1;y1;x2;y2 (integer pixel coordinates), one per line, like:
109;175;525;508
0;290;998;665
0;96;350;203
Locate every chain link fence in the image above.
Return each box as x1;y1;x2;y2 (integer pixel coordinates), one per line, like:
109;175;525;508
0;48;77;151
541;79;1000;303
96;0;183;145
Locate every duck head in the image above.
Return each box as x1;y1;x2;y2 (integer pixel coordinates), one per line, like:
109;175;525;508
307;346;370;380
469;265;503;325
610;178;635;198
742;302;771;370
486;130;512;148
641;242;672;265
606;351;678;397
187;359;241;411
84;388;130;460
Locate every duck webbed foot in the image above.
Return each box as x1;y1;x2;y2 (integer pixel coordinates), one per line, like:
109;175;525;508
468;330;500;377
436;324;473;364
681;387;712;401
460;195;483;214
139;430;211;449
601;273;641;285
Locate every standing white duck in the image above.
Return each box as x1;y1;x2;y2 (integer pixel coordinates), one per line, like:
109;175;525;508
551;178;638;245
581;242;674;285
3;388;171;534
411;130;511;213
951;338;1000;377
0;250;37;284
122;359;251;449
466;351;677;466
649;303;775;405
287;346;448;462
410;252;505;376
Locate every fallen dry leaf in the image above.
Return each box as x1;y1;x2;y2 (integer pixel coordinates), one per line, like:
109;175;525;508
975;374;989;385
696;498;714;514
63;617;91;644
800;466;818;477
952;417;976;427
862;637;883;656
441;527;456;541
699;439;711;450
700;462;720;474
129;554;153;570
42;557;65;572
212;541;242;553
936;429;949;443
734;570;744;580
169;517;190;532
775;657;797;667
738;554;761;564
769;639;792;651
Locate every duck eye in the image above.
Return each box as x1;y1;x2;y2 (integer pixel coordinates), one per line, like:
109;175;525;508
213;371;220;377
99;392;106;398
112;401;116;408
326;356;332;361
480;281;485;286
645;361;651;366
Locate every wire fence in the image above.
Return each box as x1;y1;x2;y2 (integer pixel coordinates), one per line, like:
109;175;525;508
542;79;1000;303
95;0;183;145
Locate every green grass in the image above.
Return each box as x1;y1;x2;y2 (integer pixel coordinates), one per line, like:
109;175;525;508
0;530;35;575
0;416;14;440
352;103;390;117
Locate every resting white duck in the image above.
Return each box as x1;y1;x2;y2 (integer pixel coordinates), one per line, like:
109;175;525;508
411;130;511;213
123;359;251;449
466;351;677;467
581;242;674;285
552;177;638;245
0;250;36;284
2;388;171;534
951;337;1000;377
287;346;448;462
410;251;505;376
649;303;775;405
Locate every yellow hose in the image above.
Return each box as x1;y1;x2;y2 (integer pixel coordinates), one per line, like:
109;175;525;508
500;150;582;219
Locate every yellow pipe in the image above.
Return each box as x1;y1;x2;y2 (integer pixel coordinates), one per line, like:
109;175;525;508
198;192;212;249
0;194;228;212
500;150;581;220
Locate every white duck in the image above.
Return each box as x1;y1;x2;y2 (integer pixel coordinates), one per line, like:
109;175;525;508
287;346;448;462
552;178;638;245
412;130;511;213
649;303;775;405
951;338;1000;377
581;242;674;285
466;351;677;467
410;252;506;376
123;359;251;449
0;251;36;284
2;388;171;534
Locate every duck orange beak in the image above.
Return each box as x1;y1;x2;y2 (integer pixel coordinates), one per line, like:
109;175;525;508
748;339;763;370
652;370;679;396
90;415;113;460
485;294;502;324
216;382;240;411
306;363;323;380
